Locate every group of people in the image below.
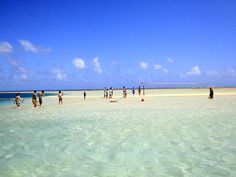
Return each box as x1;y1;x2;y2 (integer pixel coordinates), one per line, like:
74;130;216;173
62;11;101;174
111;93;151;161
31;90;45;107
14;86;214;108
14;90;89;108
123;84;145;98
104;85;145;99
104;87;114;99
14;90;60;108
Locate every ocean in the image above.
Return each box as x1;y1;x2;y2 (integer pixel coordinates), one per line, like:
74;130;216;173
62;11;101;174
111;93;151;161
0;88;236;176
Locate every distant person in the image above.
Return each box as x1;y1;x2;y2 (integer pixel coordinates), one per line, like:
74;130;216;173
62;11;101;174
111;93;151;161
209;87;214;99
58;90;63;104
123;87;125;98
124;88;127;98
32;90;38;108
142;83;145;95
138;86;141;95
105;89;108;98
83;91;86;100
123;86;127;98
109;87;112;98
132;87;135;95
104;87;106;98
111;87;114;96
39;90;44;106
15;93;22;107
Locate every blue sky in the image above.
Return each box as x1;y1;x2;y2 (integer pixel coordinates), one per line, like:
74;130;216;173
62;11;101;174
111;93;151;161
0;0;235;90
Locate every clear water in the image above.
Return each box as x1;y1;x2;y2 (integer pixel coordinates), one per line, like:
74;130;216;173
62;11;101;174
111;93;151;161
0;92;57;101
0;88;236;177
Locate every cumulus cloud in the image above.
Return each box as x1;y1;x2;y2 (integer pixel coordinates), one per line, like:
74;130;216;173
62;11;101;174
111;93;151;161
162;68;168;73
72;58;86;69
93;57;103;74
19;39;52;53
9;60;27;73
0;41;13;53
154;64;168;73
154;64;162;70
51;67;67;80
187;66;201;75
167;57;174;63
140;62;149;69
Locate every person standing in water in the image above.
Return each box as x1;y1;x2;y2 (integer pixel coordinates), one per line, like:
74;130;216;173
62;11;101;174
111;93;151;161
15;93;22;108
39;90;44;106
111;87;114;97
32;90;38;108
105;89;108;98
123;87;125;98
83;91;86;100
109;87;113;99
142;83;145;96
132;87;135;95
209;87;214;99
138;86;141;95
123;86;127;98
58;90;63;104
104;87;106;98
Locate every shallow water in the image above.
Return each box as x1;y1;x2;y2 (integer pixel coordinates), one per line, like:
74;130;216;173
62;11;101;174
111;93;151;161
0;89;236;177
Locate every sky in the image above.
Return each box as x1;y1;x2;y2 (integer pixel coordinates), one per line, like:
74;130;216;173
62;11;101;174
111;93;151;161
0;0;236;90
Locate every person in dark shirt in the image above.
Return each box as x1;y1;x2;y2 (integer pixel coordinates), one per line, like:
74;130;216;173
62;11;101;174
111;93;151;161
132;87;135;95
138;86;141;95
39;90;44;106
83;91;86;100
209;87;214;99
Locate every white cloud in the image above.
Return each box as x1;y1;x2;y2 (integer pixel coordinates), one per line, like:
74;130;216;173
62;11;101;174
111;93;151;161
187;66;201;75
9;59;27;73
154;64;168;73
19;39;52;53
162;68;168;73
140;62;149;69
167;57;174;63
14;74;28;81
51;68;67;80
9;59;29;80
0;41;13;53
93;57;103;74
72;58;86;69
154;64;162;70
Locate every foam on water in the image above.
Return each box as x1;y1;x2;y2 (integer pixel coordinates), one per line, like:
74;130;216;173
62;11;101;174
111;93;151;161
0;89;236;176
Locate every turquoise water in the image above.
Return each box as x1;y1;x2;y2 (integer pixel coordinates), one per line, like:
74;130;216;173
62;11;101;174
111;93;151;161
0;89;236;176
0;92;57;103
